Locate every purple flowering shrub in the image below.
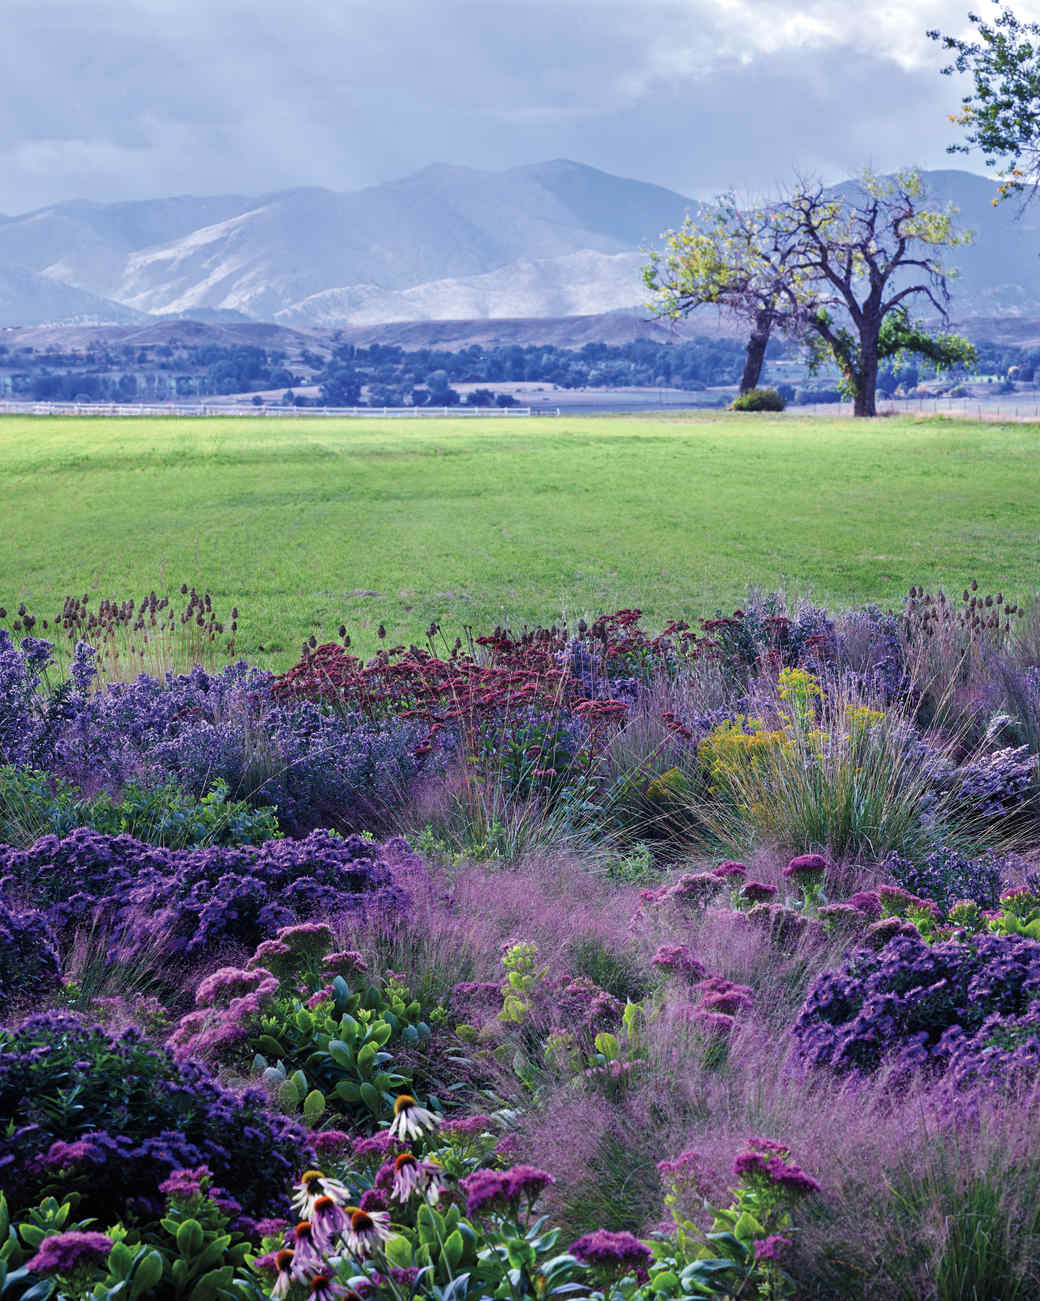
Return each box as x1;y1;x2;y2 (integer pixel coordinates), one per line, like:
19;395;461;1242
0;643;432;834
0;899;61;1011
880;845;1009;915
0;1012;312;1224
793;931;1040;1088
0;632;95;769
0;827;406;965
141;695;431;836
953;745;1037;820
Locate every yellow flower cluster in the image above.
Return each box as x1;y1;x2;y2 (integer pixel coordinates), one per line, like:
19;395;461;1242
698;716;792;780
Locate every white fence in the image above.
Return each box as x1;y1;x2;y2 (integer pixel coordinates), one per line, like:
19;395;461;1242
0;401;559;419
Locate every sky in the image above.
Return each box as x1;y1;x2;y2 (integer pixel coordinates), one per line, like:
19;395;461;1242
3;0;1039;214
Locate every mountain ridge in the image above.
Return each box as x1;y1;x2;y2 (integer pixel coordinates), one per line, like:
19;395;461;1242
0;161;1033;329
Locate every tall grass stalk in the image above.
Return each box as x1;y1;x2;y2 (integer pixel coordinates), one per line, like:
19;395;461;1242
698;684;992;864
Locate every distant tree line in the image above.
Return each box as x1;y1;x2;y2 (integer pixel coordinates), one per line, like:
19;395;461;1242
0;331;1033;406
314;336;763;407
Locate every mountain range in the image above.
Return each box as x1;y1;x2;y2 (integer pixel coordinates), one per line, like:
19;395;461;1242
1;160;1038;330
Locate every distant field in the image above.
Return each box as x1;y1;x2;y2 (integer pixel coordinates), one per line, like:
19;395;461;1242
3;411;1039;669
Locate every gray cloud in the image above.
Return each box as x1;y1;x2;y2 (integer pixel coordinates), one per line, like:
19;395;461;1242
0;0;1029;212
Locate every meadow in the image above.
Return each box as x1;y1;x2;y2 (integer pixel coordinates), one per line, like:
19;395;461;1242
5;412;1040;1301
3;411;1040;664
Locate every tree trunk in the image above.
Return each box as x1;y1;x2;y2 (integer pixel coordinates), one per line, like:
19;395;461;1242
853;320;880;417
739;309;774;394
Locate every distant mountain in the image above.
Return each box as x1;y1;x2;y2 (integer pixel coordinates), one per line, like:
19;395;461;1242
275;250;648;326
0;265;145;327
0;161;1035;330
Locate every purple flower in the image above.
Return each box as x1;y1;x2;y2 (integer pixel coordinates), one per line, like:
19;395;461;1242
656;1149;710;1197
37;1139;95;1170
310;1130;352;1155
754;1234;793;1262
695;977;753;1015
159;1165;212;1198
440;1113;494;1137
570;1229;653;1276
26;1232;114;1274
352;1130;402;1159
733;1151;773;1180
492;1133;523;1159
783;854;828;880
457;1165;552;1217
458;1169;511;1216
322;950;368;977
741;881;777;904
692;1010;736;1036
847;891;883;920
504;1164;554;1204
713;861;747;880
766;1159;821;1196
255;1218;290;1241
195;967;274;1009
651;944;707;981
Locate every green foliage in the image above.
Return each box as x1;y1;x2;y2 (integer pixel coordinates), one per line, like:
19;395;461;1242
930;6;1040;198
730;387;786;412
247;973;434;1126
566;935;652;1003
498;943;547;1025
0;1182;254;1301
0;769;280;849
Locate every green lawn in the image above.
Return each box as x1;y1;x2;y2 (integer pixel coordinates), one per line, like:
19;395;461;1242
3;411;1038;668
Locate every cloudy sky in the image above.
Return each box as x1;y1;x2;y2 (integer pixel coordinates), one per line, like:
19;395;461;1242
3;0;1037;213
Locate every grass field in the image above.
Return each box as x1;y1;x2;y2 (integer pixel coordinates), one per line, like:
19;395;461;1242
3;410;1039;668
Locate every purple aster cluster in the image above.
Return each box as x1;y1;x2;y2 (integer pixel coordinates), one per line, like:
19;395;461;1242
753;1234;793;1262
158;1165;212;1198
1;647;435;835
0;899;61;1012
0;1012;313;1223
732;1138;821;1197
955;746;1037;820
793;931;1040;1088
0;827;406;968
881;846;1008;916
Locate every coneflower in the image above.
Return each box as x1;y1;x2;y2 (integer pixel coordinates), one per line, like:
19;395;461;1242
343;1207;392;1257
388;1094;439;1141
307;1273;347;1301
292;1169;351;1216
290;1222;324;1273
310;1195;349;1252
390;1152;422;1202
271;1250;296;1299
